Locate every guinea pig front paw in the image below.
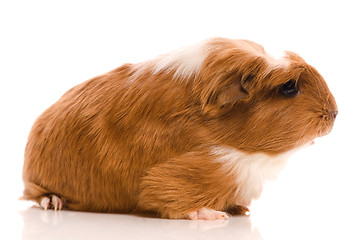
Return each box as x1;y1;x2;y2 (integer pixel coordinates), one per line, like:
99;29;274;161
188;207;229;220
40;195;64;211
226;205;251;216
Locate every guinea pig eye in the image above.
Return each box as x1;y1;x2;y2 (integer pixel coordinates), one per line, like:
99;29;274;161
280;79;299;97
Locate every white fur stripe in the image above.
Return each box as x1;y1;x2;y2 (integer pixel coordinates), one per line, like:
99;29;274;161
152;39;211;80
212;145;295;205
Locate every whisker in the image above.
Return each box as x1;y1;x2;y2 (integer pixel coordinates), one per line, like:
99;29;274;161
295;119;313;146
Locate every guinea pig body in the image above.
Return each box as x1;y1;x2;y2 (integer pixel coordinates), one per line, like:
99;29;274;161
22;38;337;219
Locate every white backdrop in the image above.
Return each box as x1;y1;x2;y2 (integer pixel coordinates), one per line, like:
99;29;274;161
1;1;360;239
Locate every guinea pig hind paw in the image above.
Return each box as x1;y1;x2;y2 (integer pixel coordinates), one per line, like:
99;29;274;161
189;207;229;220
39;195;63;211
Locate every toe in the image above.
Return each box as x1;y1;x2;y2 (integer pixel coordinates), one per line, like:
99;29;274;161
212;210;229;220
189;207;229;220
188;211;198;220
51;195;62;211
40;197;50;210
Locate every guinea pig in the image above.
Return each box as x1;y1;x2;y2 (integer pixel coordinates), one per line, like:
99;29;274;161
21;37;337;220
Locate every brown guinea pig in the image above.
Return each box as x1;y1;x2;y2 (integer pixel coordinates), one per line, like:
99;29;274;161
21;38;337;220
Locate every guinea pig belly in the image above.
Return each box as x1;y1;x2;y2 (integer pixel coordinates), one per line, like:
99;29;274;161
211;145;294;206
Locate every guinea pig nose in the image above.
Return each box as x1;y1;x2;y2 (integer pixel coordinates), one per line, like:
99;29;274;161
330;110;338;120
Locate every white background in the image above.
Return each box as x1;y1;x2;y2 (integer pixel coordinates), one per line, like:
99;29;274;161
1;0;360;239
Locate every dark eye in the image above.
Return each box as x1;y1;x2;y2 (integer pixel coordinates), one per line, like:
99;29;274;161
280;79;299;97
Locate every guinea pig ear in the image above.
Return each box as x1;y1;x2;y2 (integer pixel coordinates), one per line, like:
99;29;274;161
216;74;254;107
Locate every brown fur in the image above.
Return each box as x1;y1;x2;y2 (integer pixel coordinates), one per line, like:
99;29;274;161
22;38;337;218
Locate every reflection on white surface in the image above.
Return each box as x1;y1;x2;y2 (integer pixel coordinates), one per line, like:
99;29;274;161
20;207;262;240
11;191;361;240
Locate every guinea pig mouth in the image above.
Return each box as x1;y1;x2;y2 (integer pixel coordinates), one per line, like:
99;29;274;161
317;110;338;137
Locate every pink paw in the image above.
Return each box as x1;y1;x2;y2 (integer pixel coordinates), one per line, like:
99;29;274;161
40;195;63;211
189;207;229;220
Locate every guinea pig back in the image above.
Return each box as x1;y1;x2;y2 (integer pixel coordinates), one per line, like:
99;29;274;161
22;38;337;219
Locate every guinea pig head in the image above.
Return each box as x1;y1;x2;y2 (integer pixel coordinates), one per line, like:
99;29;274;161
199;40;337;155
